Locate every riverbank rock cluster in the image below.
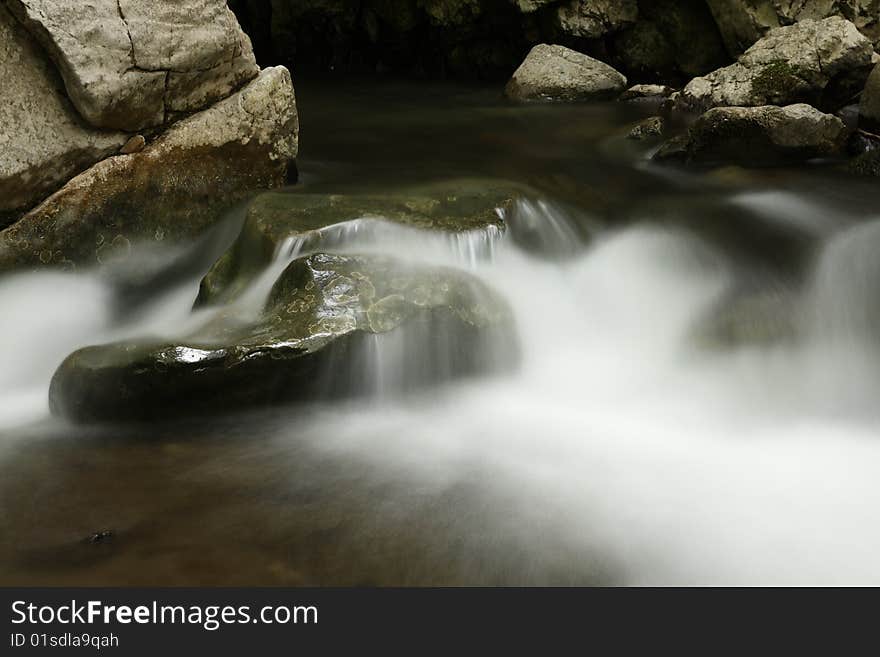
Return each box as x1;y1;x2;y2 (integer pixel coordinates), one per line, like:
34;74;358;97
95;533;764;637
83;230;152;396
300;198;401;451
0;0;298;270
499;8;880;172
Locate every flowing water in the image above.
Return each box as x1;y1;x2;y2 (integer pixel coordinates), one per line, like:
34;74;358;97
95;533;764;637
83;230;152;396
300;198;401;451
2;80;880;585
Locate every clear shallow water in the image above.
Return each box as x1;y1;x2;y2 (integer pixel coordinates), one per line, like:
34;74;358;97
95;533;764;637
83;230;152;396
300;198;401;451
2;81;880;585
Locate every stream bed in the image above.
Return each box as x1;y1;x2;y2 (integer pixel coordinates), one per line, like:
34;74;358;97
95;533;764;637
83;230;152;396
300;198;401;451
2;80;880;585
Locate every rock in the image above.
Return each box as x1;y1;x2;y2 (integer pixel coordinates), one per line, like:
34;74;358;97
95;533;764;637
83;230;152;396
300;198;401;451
196;179;523;306
119;135;146;155
654;104;849;166
677;17;875;113
0;5;127;222
626;116;665;140
704;0;781;56
846;147;880;175
421;0;483;26
0;66;298;273
49;252;518;422
510;0;556;11
7;0;259;131
613;0;730;82
619;84;675;102
504;44;627;102
706;0;880;56
860;62;880;130
554;0;638;39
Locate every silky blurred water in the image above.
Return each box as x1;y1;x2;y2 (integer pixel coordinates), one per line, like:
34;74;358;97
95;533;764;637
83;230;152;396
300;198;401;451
2;80;880;585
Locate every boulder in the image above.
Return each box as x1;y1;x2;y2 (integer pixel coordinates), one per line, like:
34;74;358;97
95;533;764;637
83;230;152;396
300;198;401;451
618;84;676;102
846;147;880;175
49;252;518;422
860;62;880;130
704;0;782;56
7;0;259;131
554;0;638;39
504;44;627;102
676;17;875;113
196;179;523;306
0;5;127;224
706;0;880;56
654;104;849;165
0;66;298;273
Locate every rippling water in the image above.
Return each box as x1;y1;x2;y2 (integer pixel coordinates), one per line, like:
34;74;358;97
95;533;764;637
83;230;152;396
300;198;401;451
2;80;880;585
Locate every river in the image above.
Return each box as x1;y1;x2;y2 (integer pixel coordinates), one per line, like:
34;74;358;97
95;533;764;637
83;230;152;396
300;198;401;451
1;80;880;585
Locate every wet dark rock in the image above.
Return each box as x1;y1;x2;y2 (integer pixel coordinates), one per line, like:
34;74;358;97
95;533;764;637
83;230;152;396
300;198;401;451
846;147;880;176
654;104;849;166
612;0;729;84
196;179;525;306
49;253;517;423
626;116;665;140
860;62;880;131
85;530;114;545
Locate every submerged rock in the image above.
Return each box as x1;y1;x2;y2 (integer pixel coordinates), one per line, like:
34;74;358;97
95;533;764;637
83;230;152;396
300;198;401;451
846;148;880;175
695;287;799;347
860;62;880;131
0;66;298;273
626;116;665;140
7;0;259;131
0;5;127;222
504;44;627;102
654;104;848;166
196;179;523;306
49;253;517;422
677;17;874;113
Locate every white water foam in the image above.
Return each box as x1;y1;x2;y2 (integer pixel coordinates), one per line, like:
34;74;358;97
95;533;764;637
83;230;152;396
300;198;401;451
5;200;880;583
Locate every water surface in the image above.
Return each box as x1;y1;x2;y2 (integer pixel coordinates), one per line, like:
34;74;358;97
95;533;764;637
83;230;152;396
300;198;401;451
2;80;880;585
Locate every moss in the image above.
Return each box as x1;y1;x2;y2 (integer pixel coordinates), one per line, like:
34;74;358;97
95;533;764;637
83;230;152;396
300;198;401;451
750;60;811;104
196;179;529;307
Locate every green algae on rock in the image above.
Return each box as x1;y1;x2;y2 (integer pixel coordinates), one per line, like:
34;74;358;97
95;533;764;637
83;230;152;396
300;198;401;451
49;252;518;422
196;179;525;306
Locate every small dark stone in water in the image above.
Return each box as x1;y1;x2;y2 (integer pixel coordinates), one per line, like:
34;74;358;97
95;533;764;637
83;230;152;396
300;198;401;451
626;116;665;140
85;530;114;545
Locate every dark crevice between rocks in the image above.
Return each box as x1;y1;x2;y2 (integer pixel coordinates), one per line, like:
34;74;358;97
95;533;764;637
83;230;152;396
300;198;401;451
227;0;732;84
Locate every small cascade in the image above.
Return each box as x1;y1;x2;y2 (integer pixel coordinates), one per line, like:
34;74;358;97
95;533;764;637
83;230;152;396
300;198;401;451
505;198;589;258
808;219;880;345
216;217;507;320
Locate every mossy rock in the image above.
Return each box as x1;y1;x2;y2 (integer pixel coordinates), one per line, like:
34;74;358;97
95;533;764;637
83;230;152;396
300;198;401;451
196;179;528;306
49;252;518;423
